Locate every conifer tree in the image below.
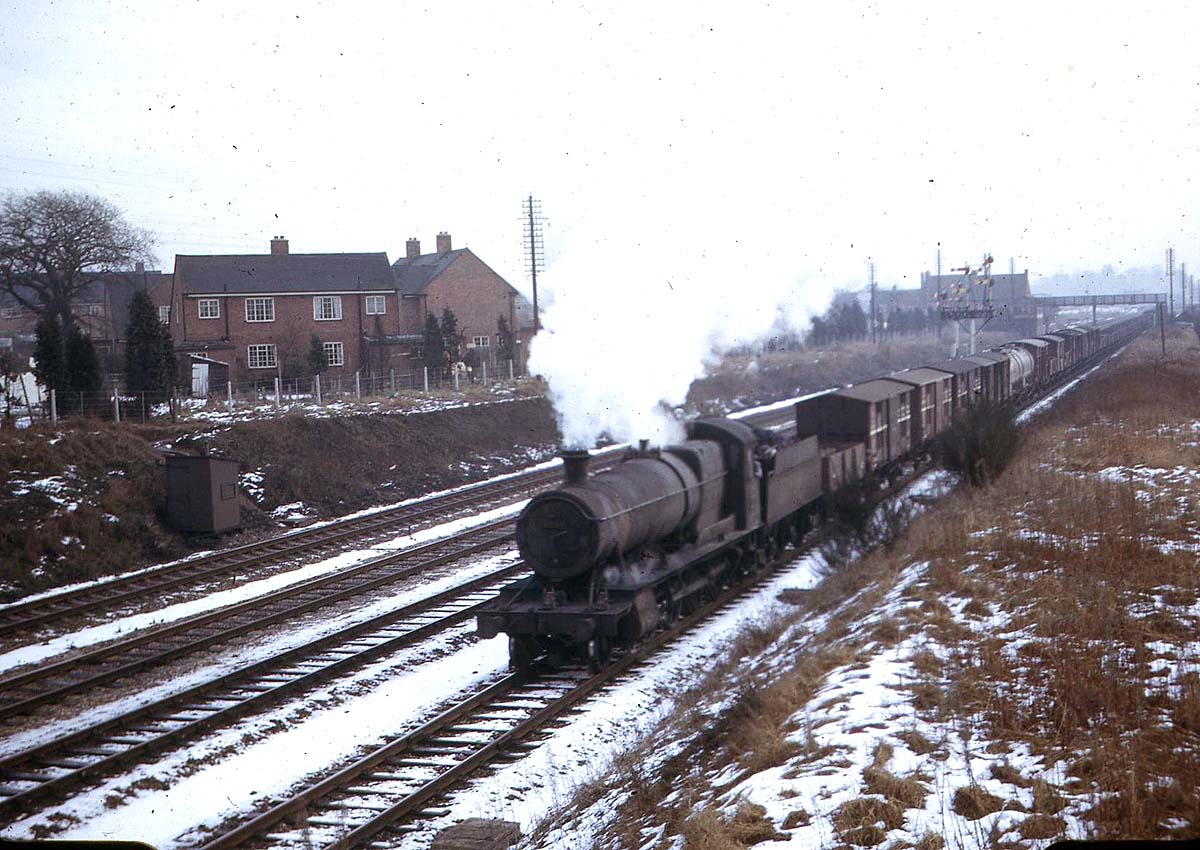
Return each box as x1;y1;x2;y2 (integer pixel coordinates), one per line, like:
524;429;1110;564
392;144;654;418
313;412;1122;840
440;307;460;363
64;324;101;412
423;312;445;370
307;334;328;374
32;315;66;394
124;290;171;401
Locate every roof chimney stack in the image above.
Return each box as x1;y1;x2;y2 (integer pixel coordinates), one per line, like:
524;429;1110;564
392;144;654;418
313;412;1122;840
270;236;289;255
406;237;421;259
135;261;145;275
436;232;452;254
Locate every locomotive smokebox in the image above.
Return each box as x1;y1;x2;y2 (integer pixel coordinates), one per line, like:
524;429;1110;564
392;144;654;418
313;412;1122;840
560;449;591;485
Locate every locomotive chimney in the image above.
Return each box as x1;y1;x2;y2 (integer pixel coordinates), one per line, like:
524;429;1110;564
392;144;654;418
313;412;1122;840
638;439;649;455
560;449;591;485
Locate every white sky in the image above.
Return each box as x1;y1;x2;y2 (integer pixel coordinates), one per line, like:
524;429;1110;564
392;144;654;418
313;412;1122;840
2;1;1199;293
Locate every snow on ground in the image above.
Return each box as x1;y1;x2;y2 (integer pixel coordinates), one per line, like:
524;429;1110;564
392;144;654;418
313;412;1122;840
0;501;526;675
4;627;511;849
0;547;524;760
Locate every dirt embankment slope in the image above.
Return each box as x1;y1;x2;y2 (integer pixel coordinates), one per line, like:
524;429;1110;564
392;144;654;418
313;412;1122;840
533;327;1200;848
0;397;560;599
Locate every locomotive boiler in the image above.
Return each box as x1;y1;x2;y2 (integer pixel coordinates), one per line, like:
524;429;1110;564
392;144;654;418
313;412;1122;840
477;417;823;669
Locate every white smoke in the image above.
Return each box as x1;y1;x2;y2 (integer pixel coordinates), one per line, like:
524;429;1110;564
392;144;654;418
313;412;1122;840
528;200;836;449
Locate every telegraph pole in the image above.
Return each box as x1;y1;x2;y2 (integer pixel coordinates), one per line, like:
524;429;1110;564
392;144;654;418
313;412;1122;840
1182;262;1188;313
522;195;545;332
869;260;878;343
1167;247;1175;317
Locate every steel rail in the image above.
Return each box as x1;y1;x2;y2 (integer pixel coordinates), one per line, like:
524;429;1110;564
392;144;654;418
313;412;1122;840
0;520;517;721
0;563;531;820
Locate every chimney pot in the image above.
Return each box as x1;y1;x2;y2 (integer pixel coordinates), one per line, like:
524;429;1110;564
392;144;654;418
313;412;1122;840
135;261;145;275
436;232;452;254
271;236;289;255
560;449;591;485
406;237;421;259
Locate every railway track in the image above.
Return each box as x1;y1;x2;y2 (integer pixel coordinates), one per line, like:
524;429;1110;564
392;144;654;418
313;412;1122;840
0;562;531;821
0;519;517;723
195;565;784;850
0;406;794;645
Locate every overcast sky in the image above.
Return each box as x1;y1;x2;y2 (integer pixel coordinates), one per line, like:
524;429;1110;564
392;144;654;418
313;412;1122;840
2;1;1198;295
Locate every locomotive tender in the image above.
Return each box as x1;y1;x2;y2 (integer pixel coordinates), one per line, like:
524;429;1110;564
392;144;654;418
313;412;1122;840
477;314;1150;669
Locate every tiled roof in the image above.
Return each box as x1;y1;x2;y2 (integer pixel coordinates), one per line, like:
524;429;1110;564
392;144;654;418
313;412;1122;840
175;253;395;294
391;249;468;295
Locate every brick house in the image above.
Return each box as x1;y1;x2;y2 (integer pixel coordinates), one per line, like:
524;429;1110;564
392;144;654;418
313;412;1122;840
392;233;528;370
0;266;173;371
170;238;399;383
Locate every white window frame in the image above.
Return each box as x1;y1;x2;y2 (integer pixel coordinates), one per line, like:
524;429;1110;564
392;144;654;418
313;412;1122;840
0;306;22;320
323;341;344;367
313;295;343;321
158;305;171;324
83;304;103;317
0;337;12;349
247;344;277;369
246;297;275;322
472;335;490;348
198;298;220;319
364;295;386;315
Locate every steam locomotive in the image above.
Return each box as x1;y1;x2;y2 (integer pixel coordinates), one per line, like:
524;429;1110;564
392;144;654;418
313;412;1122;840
476;314;1151;669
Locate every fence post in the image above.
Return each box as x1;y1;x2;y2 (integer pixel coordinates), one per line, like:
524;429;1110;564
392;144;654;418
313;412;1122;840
227;381;233;413
315;373;322;404
390;368;396;393
112;383;121;423
423;366;429;392
141;392;147;422
50;389;57;424
508;359;514;380
274;376;281;411
482;360;487;383
355;371;361;401
453;368;459;391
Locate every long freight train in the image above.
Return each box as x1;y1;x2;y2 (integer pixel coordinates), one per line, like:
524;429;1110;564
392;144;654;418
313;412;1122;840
477;314;1150;669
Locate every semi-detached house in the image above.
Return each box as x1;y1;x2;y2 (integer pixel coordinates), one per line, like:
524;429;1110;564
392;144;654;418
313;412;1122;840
171;238;397;383
169;234;531;385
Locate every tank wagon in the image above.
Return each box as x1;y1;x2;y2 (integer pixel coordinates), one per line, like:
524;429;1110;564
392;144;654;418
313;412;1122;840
477;313;1150;669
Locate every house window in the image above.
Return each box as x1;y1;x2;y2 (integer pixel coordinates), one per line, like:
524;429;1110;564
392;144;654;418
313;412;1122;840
0;337;11;349
158;305;171;324
198;299;220;319
472;335;490;348
313;295;343;321
246;297;275;322
323;341;344;367
247;344;277;369
0;307;21;320
365;295;386;315
83;304;103;317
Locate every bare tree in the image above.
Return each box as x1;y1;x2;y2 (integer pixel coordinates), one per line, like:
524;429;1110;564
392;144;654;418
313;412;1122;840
0;190;155;328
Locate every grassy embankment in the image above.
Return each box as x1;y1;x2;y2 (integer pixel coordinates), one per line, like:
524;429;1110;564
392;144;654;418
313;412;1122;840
533;326;1200;848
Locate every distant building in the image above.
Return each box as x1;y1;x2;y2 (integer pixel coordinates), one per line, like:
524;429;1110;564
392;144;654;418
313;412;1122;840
0;264;172;370
920;270;1038;335
392;233;531;369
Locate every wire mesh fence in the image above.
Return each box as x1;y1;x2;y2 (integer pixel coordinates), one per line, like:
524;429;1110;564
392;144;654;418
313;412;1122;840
1;359;528;427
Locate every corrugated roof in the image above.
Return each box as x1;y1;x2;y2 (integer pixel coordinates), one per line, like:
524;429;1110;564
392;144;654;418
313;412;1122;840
176;253;395;294
889;367;954;386
391;249;468;295
926;358;980;376
834;378;914;403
